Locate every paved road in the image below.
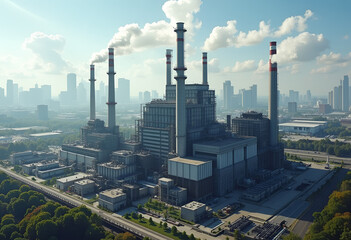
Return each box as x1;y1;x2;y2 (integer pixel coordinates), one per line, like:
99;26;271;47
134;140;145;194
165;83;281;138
285;148;351;164
291;167;348;238
0;166;173;240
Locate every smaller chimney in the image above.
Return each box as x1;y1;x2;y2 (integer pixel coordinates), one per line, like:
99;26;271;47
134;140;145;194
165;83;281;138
89;64;96;120
202;52;208;85
107;48;116;130
166;49;172;86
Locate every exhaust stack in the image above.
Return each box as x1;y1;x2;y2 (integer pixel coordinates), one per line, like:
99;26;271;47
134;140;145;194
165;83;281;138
268;41;278;146
166;49;172;86
174;22;187;157
107;48;116;130
202;52;208;85
89;65;96;120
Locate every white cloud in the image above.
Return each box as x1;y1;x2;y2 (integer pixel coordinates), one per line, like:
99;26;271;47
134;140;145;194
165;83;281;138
274;10;313;37
202;10;314;51
22;32;70;73
311;51;351;74
91;0;202;63
254;60;268;74
188;58;220;73
224;60;255;73
284;64;300;74
276;32;329;63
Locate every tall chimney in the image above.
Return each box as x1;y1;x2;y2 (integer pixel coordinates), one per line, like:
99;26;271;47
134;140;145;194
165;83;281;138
89;64;96;120
268;41;278;146
202;52;208;85
107;48;116;130
174;22;187;157
166;49;172;86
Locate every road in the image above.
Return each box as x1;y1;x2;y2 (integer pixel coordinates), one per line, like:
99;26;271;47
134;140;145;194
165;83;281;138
291;167;348;238
0;166;173;240
285;148;351;164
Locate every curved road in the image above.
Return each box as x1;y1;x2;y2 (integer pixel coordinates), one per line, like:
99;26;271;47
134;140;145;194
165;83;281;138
0;166;172;240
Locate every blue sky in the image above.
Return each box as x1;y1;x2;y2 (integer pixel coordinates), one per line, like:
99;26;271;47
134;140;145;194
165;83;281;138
0;0;350;97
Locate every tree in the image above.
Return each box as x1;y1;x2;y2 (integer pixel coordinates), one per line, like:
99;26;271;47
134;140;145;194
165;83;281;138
131;212;138;219
163;222;168;230
282;232;302;240
54;206;69;218
138;214;143;221
1;214;15;227
148;217;154;225
0;224;18;239
234;229;244;240
9;199;27;219
19;185;30;193
10;231;22;240
90;213;102;226
171;226;177;235
189;233;195;240
35;220;57;240
137;204;142;210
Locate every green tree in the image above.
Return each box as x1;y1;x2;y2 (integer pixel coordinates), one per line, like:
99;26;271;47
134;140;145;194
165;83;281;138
19;185;30;193
148;217;154;225
36;220;57;240
282;232;302;240
54;206;69;218
171;226;177;235
0;224;18;239
189;233;195;240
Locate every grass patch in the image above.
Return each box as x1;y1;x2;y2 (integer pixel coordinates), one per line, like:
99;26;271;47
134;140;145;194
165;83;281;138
85;195;98;204
125;213;197;240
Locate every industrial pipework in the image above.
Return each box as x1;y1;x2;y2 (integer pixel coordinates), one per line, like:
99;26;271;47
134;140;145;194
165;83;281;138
174;22;187;157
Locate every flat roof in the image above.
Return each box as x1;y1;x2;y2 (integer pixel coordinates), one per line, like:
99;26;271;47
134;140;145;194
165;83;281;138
279;122;321;128
292;120;327;124
30;132;61;137
168;157;209;166
182;201;205;210
100;188;125;198
75;179;94;185
57;173;88;183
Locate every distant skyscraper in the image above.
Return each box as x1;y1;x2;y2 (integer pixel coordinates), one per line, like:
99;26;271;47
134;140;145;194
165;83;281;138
37;105;49;120
250;84;257;108
117;78;130;104
288;102;297;113
242;89;252;108
328;91;333;108
13;83;19;105
333;85;342;110
223;80;233;110
6;79;13;105
0;87;4;103
342;75;349;112
289;90;299;103
67;73;77;102
144;91;151;103
306;90;311;102
41;85;52;104
77;82;87;105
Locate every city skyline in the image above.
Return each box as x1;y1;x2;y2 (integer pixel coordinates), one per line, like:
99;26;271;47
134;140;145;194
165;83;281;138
0;0;351;97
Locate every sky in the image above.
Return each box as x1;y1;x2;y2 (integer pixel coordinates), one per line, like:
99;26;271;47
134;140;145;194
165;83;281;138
0;0;351;98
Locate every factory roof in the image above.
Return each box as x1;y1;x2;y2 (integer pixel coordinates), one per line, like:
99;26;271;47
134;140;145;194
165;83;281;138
75;179;94;185
194;136;256;153
168;157;209;166
279;122;322;128
99;188;125;198
159;177;174;183
182;201;205;210
56;173;88;183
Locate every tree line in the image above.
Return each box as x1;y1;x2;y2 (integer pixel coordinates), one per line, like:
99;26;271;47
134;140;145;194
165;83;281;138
0;171;136;240
304;171;351;239
282;138;351;157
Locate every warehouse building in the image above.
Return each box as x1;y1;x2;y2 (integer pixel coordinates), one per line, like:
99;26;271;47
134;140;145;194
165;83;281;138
279;120;327;135
158;177;187;206
74;179;95;196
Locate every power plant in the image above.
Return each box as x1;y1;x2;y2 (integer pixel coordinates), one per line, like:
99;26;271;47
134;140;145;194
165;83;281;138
58;22;283;206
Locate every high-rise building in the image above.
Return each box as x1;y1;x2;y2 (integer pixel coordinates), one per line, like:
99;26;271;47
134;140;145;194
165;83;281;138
77;82;87;105
13;83;19;105
250;84;257;108
41;85;51;104
6;79;13;105
289;90;299;103
328;91;334;108
144;91;151;103
333;85;342;110
223;80;233;110
117;78;130;104
288;102;297;113
342;75;349;112
306;90;311;102
67;73;77;103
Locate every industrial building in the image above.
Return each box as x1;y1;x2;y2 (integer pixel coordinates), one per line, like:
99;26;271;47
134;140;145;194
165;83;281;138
180;201;206;223
279;120;327;135
60;50;121;171
56;173;88;191
11;151;57;165
158;177;187;206
74;179;95;196
99;188;126;212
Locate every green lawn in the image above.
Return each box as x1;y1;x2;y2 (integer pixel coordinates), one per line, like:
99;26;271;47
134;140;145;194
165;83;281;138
126;215;196;240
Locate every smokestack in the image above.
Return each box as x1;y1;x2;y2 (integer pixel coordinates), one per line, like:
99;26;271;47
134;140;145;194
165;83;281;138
89;64;96;120
268;41;278;146
107;48;116;130
202;52;208;85
166;49;172;86
174;22;187;157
